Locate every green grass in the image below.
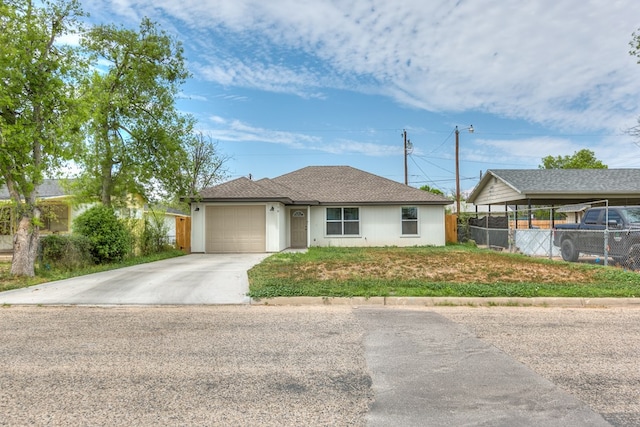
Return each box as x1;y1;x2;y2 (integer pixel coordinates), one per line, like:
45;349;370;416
0;249;186;293
248;245;640;299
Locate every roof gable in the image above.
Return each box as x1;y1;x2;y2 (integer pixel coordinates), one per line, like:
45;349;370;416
197;166;451;205
469;169;640;205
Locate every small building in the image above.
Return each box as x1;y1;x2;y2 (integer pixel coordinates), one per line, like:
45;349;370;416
469;169;640;209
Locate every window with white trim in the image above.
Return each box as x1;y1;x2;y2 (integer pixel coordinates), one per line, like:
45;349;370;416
401;206;418;235
326;207;359;235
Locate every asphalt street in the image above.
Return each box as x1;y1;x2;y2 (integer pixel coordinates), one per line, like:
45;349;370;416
2;305;638;426
0;255;638;425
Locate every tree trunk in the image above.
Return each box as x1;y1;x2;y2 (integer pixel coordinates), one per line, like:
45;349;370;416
11;212;40;277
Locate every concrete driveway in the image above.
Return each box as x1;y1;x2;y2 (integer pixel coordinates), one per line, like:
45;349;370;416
0;253;269;305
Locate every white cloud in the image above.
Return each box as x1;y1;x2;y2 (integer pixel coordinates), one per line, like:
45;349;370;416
202;116;399;157
313;139;401;157
82;0;640;135
205;118;320;149
178;92;207;101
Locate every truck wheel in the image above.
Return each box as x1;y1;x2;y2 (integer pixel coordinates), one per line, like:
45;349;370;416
626;246;640;270
561;240;579;262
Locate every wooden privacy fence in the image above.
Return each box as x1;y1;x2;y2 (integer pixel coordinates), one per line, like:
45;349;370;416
445;214;458;243
175;216;191;253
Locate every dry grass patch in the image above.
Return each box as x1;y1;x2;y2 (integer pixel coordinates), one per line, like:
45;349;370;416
248;245;640;298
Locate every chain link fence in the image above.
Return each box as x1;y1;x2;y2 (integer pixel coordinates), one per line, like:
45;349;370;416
461;201;640;269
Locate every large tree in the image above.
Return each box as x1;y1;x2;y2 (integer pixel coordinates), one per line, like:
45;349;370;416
76;17;193;206
0;0;86;276
539;149;607;169
182;132;230;197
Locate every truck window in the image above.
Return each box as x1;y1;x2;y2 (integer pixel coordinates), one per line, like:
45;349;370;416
583;209;601;225
624;208;640;224
607;211;622;227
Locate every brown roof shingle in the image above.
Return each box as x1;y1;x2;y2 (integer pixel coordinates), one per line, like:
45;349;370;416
197;177;292;202
273;166;450;204
197;166;451;205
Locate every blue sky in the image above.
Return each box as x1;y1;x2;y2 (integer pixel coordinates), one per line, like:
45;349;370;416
79;0;640;196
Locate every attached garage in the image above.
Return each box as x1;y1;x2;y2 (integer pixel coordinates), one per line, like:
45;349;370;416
205;205;266;253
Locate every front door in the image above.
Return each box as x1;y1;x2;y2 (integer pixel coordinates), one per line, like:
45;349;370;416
290;209;307;248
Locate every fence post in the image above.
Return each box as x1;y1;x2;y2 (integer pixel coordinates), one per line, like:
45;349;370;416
485;213;489;247
549;207;553;260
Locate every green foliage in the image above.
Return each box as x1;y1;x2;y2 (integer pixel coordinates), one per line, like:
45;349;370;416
140;209;171;255
539;149;607;169
78;17;194;206
39;234;94;270
0;0;88;276
630;28;640;63
73;205;131;263
419;184;445;196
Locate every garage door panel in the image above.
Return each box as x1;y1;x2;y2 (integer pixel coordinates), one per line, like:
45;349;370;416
206;206;265;253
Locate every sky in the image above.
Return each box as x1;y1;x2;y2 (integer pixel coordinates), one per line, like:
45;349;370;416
78;0;640;196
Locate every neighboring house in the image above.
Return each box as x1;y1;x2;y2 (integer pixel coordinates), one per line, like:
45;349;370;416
555;203;591;224
468;169;640;208
188;166;452;253
0;180;78;252
0;180;189;252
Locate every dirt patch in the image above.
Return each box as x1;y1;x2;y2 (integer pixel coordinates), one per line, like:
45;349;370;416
295;248;596;284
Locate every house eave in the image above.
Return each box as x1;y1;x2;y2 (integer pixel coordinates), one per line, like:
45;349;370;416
315;200;453;206
188;197;294;204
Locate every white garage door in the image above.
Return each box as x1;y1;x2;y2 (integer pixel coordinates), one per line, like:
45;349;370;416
205;206;266;253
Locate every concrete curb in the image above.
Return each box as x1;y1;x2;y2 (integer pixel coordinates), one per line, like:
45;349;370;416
250;296;640;308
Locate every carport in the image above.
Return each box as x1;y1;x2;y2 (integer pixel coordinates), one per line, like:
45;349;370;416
465;169;640;257
469;169;640;214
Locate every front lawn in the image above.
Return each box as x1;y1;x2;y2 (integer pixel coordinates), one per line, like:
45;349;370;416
247;245;640;298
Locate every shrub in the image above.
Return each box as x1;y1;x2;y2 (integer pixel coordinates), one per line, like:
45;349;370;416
73;205;132;263
39;234;94;270
140;209;171;255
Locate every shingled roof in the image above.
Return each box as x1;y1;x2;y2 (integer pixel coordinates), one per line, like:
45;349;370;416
196;166;451;205
0;179;70;200
468;169;640;206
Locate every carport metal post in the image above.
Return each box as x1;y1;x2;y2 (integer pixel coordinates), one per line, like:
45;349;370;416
603;202;609;267
549;206;553;259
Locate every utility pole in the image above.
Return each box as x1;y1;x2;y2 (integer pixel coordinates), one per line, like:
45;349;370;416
403;130;412;185
455;125;474;218
455;127;460;217
403;130;408;185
